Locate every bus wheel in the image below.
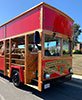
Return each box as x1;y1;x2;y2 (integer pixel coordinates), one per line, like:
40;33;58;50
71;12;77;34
12;70;21;87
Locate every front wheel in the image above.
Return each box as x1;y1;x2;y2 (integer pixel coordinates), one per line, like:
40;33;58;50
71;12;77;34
12;70;21;87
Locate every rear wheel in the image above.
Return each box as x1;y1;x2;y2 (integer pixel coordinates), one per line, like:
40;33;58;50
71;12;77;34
12;70;21;87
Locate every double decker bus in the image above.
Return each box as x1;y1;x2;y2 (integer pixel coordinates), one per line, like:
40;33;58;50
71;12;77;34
0;2;74;91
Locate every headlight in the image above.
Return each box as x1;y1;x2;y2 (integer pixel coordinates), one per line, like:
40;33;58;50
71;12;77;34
44;73;50;79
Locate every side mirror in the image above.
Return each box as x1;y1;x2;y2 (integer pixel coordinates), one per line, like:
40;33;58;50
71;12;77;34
34;31;40;44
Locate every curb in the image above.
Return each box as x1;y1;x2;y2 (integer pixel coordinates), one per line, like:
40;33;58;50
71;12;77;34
72;74;82;80
70;74;82;86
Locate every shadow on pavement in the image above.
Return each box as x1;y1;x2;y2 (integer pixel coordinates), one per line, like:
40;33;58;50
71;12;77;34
19;79;82;100
0;73;82;100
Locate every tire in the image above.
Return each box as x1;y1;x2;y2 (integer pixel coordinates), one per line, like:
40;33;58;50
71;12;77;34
12;70;21;87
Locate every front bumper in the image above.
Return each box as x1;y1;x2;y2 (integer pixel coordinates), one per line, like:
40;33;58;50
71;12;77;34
43;73;73;90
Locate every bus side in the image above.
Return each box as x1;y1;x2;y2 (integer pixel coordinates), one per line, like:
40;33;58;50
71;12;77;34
0;56;5;71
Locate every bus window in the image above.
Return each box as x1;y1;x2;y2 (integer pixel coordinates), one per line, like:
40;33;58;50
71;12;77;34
0;42;5;55
44;34;61;56
28;34;41;53
12;42;17;52
63;39;70;55
18;44;24;49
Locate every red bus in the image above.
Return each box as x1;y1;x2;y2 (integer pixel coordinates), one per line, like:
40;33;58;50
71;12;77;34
0;2;74;91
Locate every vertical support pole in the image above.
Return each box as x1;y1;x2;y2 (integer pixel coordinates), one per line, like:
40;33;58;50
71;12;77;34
41;32;44;58
38;51;43;91
60;38;63;56
24;35;28;84
4;40;6;76
9;39;12;77
69;39;72;56
40;5;43;30
38;5;44;91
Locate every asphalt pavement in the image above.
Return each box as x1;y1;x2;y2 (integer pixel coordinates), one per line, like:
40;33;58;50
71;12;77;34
0;74;82;100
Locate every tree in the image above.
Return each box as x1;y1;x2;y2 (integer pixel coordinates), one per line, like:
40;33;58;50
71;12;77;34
73;23;82;47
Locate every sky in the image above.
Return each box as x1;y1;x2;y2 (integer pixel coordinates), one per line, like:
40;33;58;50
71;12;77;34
0;0;82;42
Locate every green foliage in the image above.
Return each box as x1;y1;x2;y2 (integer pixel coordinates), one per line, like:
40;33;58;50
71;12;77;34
73;23;82;47
73;50;82;54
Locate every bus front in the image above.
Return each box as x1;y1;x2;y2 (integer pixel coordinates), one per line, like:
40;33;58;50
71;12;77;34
41;32;73;90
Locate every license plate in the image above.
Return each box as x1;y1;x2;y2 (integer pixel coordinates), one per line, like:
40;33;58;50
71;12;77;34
44;83;50;89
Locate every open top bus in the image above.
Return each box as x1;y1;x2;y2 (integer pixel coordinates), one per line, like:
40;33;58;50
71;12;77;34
0;2;74;91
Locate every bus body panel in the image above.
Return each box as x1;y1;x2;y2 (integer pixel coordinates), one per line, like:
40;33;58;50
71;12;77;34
43;6;73;37
0;7;41;39
11;65;24;83
0;26;5;39
42;57;72;79
6;8;40;38
0;56;5;71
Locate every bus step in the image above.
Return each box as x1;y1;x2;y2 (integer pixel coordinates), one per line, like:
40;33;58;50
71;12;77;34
32;78;38;86
32;78;38;82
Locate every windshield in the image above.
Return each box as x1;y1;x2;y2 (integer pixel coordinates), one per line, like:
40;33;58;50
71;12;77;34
44;34;61;56
63;39;71;55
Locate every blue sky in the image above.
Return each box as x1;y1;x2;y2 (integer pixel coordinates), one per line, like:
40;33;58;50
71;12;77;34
0;0;82;42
